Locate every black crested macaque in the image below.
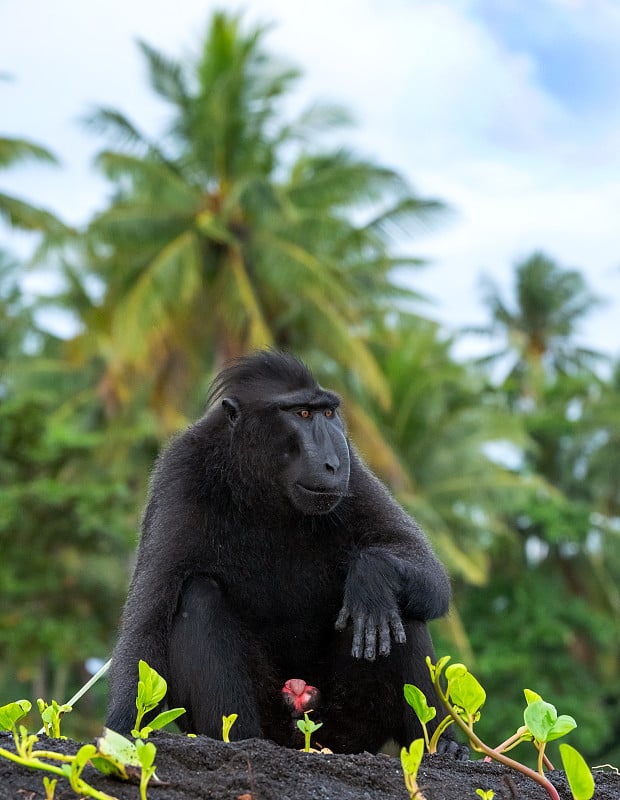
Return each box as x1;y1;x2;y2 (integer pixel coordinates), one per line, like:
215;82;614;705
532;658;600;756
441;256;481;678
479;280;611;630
107;350;462;755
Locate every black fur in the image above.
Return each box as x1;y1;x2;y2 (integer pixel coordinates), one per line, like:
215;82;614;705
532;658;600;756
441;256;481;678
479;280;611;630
106;350;455;753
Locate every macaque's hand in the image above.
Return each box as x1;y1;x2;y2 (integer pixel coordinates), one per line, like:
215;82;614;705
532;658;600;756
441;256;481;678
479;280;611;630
335;579;406;660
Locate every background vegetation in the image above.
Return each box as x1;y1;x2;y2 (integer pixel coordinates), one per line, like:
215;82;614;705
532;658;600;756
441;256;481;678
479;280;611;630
1;12;618;764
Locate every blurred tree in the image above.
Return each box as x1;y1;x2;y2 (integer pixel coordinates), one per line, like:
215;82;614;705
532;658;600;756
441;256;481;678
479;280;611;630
466;255;620;764
0;134;68;244
366;314;530;581
72;11;442;430
357;312;534;657
0;249;33;379
0;231;139;730
474;252;602;404
0;391;135;702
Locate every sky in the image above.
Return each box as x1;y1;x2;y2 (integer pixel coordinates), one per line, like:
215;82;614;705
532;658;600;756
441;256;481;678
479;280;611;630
1;0;620;359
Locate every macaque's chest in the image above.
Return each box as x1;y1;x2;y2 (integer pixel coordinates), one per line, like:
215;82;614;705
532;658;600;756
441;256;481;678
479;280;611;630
213;523;349;630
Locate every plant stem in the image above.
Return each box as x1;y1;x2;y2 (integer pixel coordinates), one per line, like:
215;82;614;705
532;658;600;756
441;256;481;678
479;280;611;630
0;746;119;800
537;743;547;777
0;747;67;778
484;733;554;771
432;686;561;800
31;750;74;762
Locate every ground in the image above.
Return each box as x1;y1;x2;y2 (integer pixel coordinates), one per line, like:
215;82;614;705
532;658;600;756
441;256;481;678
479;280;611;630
1;732;619;800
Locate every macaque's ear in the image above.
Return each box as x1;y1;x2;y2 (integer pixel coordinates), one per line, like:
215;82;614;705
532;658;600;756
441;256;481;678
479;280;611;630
222;397;240;424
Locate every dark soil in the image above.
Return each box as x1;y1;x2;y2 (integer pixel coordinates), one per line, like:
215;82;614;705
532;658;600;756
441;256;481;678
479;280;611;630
0;732;618;800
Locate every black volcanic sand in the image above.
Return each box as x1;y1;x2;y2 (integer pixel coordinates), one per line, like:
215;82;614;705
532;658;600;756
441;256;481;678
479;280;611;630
0;732;618;799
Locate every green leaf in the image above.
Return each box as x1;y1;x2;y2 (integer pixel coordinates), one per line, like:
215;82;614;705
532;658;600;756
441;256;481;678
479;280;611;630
137;660;168;711
523;689;543;706
547;714;577;742
559;744;595;800
0;700;32;731
400;738;425;777
135;739;157;770
148;707;186;731
524;700;558;742
92;727;140;779
69;743;97;790
445;665;486;716
445;663;468;680
222;713;238;743
296;717;323;734
427;655;451;682
404;684;436;724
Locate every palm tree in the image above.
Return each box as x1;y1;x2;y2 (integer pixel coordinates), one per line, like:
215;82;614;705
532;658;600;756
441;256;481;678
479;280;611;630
470;254;620;752
365;312;530;588
73;11;444;428
475;252;603;403
0;135;67;241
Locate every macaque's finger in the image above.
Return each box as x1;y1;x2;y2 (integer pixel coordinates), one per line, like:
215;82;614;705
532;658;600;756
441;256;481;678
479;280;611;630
335;605;350;631
364;617;377;661
351;614;365;659
389;610;407;644
378;616;392;656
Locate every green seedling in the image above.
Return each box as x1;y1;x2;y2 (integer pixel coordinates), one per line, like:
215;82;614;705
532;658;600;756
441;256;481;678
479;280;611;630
43;776;57;800
136;739;157;800
37;699;72;739
296;711;323;752
475;790;494;800
92;727;144;780
132;660;186;738
400;737;427;800
222;713;238;743
404;682;454;753
0;699;32;744
412;656;594;800
91;727;165;800
523;689;576;775
0;700;118;800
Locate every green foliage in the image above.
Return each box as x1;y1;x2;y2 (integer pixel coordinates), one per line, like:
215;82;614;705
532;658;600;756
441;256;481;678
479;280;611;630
475;791;495;800
132;660;185;738
453;561;616;764
560;744;596;800
76;10;444;428
0;672;169;800
43;776;57;800
136;740;157;800
296;711;323;752
403;682;454;753
37;699;72;739
92;727;143;780
523;694;577;745
0;389;136;723
404;684;436;726
420;656;594;800
0;701;118;800
444;663;486;725
0;699;31;732
222;713;238;743
400;738;426;800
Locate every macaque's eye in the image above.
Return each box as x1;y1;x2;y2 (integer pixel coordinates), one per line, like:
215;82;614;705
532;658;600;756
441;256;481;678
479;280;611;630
298;409;312;419
324;409;334;418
